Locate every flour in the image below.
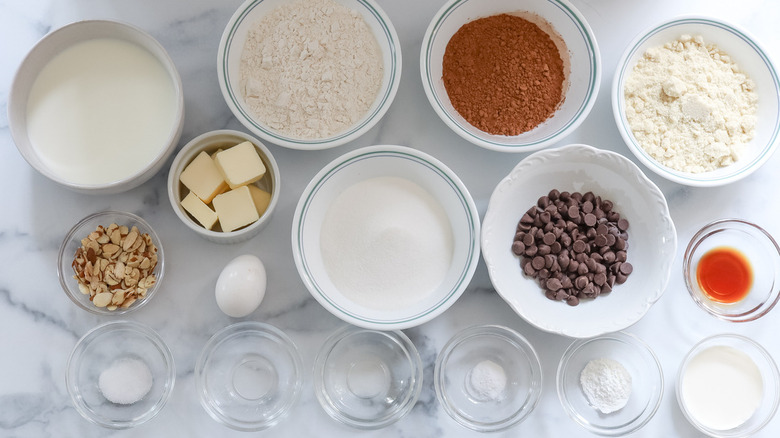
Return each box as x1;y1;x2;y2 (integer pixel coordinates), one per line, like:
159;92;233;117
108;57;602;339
239;0;383;139
624;34;757;173
467;360;507;401
580;358;632;414
319;177;454;311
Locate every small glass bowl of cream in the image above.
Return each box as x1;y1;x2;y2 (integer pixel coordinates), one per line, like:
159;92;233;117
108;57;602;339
683;219;780;322
313;326;422;429
66;320;175;429
434;325;542;432
676;334;780;437
556;331;663;436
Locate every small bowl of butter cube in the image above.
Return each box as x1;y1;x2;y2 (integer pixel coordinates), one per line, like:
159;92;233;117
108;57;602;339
167;129;280;244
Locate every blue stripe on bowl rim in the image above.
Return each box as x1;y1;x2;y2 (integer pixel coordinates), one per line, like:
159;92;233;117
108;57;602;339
615;17;780;184
221;0;398;147
295;148;478;325
423;0;599;150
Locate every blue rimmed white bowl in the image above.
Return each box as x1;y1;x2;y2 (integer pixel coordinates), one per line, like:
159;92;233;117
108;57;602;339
420;0;600;152
218;0;401;150
612;16;780;187
292;145;480;330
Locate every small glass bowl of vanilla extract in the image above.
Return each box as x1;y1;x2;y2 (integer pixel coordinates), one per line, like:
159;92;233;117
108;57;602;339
684;219;780;322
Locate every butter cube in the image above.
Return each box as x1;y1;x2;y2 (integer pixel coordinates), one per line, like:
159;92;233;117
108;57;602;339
212;186;260;232
180;191;218;230
248;185;272;217
180;151;228;203
214;141;267;189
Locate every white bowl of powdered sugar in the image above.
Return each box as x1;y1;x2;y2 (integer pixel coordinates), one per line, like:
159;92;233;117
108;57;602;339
292;145;480;330
613;16;780;187
218;0;402;150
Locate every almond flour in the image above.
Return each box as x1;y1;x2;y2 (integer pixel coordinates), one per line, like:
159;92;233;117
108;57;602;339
624;35;757;173
239;0;383;139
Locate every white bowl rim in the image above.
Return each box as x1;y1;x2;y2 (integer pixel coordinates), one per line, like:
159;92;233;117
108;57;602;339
481;143;677;338
166;129;281;241
611;15;780;187
292;145;481;330
217;0;402;150
8;19;185;192
420;0;601;152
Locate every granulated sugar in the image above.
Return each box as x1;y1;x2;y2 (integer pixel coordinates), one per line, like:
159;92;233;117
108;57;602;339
319;177;453;310
240;0;383;139
624;34;757;173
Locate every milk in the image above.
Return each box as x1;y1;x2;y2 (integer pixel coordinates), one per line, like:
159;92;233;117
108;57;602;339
26;38;177;185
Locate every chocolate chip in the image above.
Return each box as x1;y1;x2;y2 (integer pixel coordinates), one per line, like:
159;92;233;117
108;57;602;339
594;234;608;247
616;250;627;263
543;232;556;245
594;272;607;286
512;241;525;256
566;295;580;306
619;262;633;275
582;201;594;213
618;218;630;231
532;256;545;270
616;273;628;284
522;233;534;246
525;245;538;256
547;278;562;291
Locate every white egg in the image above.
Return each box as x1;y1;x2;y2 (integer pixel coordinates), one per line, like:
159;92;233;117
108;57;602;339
215;254;267;318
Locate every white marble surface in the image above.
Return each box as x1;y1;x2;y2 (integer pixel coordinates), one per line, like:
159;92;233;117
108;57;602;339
2;0;780;436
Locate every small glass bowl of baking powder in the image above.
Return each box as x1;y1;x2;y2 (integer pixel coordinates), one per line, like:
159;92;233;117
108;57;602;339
313;325;423;429
66;320;175;429
434;325;542;432
556;331;663;436
676;334;780;438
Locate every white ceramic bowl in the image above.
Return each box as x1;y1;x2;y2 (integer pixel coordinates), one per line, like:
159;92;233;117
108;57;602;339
420;0;600;152
218;0;401;150
8;20;184;194
292;145;480;330
167;129;280;244
481;144;677;338
612;16;780;187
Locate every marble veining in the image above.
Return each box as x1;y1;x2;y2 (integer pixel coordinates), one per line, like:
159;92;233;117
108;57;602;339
2;0;780;437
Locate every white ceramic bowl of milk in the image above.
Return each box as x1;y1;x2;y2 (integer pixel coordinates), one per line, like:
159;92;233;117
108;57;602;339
8;20;184;194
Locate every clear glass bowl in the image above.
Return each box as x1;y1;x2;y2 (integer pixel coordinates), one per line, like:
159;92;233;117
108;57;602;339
434;325;542;432
676;334;780;437
683;219;780;322
313;325;422;429
66;320;175;429
195;322;303;431
557;331;663;436
57;210;165;315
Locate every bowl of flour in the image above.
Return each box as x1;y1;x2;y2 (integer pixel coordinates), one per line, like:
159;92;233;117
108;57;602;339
612;16;780;187
218;0;402;150
292;145;480;330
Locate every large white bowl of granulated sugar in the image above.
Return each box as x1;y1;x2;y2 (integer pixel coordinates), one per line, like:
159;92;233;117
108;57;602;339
292;145;481;330
613;16;780;187
218;0;402;150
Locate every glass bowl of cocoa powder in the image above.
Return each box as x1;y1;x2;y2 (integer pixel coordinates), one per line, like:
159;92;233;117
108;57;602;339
421;0;601;152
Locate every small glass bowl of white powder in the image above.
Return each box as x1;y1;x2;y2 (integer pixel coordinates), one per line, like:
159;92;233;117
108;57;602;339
556;331;663;436
434;325;542;432
66;320;175;429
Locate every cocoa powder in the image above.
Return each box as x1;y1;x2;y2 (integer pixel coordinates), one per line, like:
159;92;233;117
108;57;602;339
442;14;566;136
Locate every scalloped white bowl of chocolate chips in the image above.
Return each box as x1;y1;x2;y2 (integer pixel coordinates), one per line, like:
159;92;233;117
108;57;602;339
481;144;677;338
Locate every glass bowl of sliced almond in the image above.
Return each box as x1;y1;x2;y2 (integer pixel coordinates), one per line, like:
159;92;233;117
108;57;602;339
58;210;165;315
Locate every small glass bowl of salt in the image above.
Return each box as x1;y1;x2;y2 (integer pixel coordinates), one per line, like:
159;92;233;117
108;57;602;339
556;331;663;436
66;320;175;429
434;325;542;432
